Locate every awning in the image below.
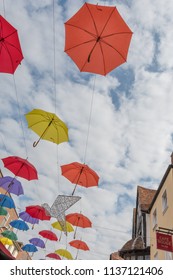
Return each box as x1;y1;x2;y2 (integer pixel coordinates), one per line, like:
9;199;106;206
0;241;15;260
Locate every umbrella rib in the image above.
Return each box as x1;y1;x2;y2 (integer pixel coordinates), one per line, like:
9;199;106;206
0;41;16;72
101;38;127;61
65;23;97;39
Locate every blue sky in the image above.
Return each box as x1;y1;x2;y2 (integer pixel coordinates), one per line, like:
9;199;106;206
0;0;173;260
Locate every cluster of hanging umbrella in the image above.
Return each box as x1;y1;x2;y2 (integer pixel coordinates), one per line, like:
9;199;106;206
0;1;133;260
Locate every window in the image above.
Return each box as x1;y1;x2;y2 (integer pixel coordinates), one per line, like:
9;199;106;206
0;212;10;227
162;190;168;213
152;209;157;229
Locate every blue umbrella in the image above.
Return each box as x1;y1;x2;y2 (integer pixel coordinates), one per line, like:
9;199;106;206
0;194;15;208
22;244;38;253
29;238;45;248
10;219;29;231
0;176;24;196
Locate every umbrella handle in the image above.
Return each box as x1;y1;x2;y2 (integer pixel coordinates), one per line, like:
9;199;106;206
33;139;40;147
33;119;54;147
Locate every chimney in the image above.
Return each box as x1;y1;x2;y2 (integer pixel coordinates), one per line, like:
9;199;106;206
171;152;173;164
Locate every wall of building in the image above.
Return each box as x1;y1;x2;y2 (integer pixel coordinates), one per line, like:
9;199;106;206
150;169;173;259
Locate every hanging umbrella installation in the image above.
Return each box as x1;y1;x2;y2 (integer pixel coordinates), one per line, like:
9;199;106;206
0;176;24;196
1;156;38;181
29;238;45;249
69;240;89;259
55;249;73;260
39;230;58;244
22;244;38;257
25;109;69;147
25;205;51;221
1;230;18;241
0;15;24;74
61;162;99;195
0;237;13;246
51;221;74;241
66;212;92;238
46;253;61;260
19;211;39;229
0;194;15;209
10;219;29;232
64;2;133;76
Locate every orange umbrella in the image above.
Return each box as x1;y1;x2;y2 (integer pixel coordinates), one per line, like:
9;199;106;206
69;240;89;259
66;212;92;238
64;2;133;76
61;162;99;195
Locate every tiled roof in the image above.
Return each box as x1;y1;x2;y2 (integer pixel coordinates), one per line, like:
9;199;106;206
137;185;156;211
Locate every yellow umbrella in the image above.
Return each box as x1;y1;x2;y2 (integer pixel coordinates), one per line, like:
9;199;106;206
55;249;73;260
0;237;13;246
25;109;69;147
52;221;74;241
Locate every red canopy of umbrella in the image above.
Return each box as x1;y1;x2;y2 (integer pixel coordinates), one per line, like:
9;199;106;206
0;15;24;74
61;162;99;195
69;240;89;251
46;253;61;260
64;2;133;76
1;156;38;180
25;205;51;221
39;230;58;241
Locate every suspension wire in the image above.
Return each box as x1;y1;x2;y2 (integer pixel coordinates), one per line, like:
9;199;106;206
52;0;60;193
2;0;5;17
13;75;28;158
83;75;96;164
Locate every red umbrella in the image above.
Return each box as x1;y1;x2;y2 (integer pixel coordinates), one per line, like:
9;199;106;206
0;15;23;74
46;253;61;260
25;205;51;221
64;2;133;76
61;162;99;195
39;230;58;243
1;156;38;180
66;212;92;238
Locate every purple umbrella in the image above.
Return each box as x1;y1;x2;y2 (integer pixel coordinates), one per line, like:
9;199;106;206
19;211;39;229
29;237;45;248
0;176;24;196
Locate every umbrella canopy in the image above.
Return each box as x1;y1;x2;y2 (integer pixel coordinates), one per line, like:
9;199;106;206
52;221;74;233
61;162;99;195
29;238;45;249
0;206;7;216
64;2;133;76
0;176;24;196
25;205;51;221
0;15;23;74
1;156;38;180
19;211;39;225
0;194;15;209
10;219;29;231
55;249;73;260
1;230;18;241
46;253;61;260
69;240;89;251
25;109;69;147
66;212;92;238
22;244;38;253
39;230;58;241
0;237;13;246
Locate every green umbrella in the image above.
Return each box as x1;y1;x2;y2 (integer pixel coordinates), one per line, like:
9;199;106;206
1;230;18;241
0;206;7;216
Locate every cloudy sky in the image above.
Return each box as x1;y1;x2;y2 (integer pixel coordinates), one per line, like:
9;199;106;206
0;0;173;260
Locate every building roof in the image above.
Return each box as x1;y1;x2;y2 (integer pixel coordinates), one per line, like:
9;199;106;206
110;251;124;260
120;236;145;252
137;185;157;211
